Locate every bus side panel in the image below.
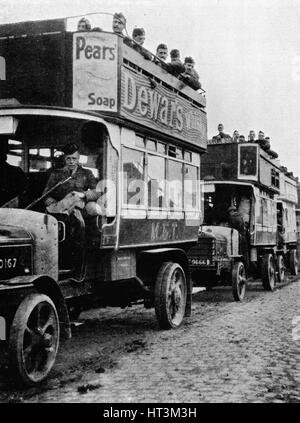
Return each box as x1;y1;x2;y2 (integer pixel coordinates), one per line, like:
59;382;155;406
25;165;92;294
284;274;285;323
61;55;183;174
118;218;199;247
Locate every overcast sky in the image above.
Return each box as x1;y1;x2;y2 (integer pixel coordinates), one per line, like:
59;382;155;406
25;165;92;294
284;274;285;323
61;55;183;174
0;0;299;177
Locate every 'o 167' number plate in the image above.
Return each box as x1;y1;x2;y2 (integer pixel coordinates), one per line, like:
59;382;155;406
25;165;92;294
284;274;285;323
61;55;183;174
0;246;32;277
0;257;17;269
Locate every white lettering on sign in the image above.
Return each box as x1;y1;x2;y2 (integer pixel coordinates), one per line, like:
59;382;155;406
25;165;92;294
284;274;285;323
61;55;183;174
0;56;6;80
73;33;118;111
123;72;184;131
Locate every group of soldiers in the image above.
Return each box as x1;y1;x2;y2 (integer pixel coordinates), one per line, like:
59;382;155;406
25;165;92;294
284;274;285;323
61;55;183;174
210;123;278;158
77;12;202;91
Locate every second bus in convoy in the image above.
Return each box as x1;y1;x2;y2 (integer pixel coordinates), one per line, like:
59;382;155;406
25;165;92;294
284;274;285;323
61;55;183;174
188;140;298;300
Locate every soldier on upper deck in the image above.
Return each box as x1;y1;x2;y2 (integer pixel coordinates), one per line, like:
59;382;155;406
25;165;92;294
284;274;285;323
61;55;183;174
153;43;169;69
77;17;91;32
211;123;232;143
248;130;256;142
167;49;186;77
131;28;152;60
112;12;127;35
155;43;168;62
179;57;202;91
232;130;240;142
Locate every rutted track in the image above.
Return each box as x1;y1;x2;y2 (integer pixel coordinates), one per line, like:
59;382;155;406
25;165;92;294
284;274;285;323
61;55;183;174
0;275;299;403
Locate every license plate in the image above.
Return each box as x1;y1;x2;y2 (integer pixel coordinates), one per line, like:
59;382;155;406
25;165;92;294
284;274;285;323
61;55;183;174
0;257;17;269
0;246;32;278
189;258;209;266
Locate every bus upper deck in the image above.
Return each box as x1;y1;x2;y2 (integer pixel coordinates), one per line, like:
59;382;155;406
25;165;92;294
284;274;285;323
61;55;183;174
0;16;207;152
201;141;298;197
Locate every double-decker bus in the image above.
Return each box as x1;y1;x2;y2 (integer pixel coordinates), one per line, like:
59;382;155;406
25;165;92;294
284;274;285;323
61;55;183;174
188;140;298;300
0;15;207;385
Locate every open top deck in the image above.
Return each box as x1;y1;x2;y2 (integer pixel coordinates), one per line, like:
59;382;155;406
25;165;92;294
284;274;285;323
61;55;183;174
0;17;207;151
201;142;287;194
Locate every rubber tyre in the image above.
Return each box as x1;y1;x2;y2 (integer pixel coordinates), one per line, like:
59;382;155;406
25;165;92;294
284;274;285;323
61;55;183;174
262;254;276;291
154;262;187;329
289;249;298;276
277;255;285;282
232;261;246;301
9;293;60;386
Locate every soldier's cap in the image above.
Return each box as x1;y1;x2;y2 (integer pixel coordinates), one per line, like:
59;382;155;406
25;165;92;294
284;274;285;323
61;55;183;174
62;143;80;155
157;43;168;51
132;27;145;37
184;56;195;64
113;13;126;25
170;49;180;58
78;17;91;29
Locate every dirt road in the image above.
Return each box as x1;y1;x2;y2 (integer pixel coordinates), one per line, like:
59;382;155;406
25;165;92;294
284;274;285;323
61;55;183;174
0;276;299;403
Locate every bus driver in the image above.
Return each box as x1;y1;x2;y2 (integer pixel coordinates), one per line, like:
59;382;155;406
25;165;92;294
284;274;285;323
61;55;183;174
43;143;102;280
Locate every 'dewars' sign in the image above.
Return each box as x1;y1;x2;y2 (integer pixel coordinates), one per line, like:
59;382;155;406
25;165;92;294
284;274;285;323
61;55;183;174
120;67;207;148
73;32;118;112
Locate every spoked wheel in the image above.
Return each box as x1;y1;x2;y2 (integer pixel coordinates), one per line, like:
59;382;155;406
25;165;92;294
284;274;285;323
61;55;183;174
154;262;187;329
277;255;285;282
289;249;298;276
232;261;246;301
262;253;276;291
9;293;60;386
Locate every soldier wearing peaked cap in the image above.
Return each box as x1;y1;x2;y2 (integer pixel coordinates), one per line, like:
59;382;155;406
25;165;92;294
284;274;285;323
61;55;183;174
179;56;202;90
167;49;185;77
112;12;127;35
131;27;152;60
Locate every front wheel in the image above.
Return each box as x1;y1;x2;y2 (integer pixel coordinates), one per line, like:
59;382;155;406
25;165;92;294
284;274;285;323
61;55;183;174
262;253;276;291
232;261;246;301
289;249;298;276
9;293;60;386
154;262;187;329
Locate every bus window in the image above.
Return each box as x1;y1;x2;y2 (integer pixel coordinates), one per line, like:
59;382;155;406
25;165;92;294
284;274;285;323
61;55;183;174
184;164;198;210
29;148;52;172
7;141;25;169
123;147;145;207
148;154;165;209
168;160;183;210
